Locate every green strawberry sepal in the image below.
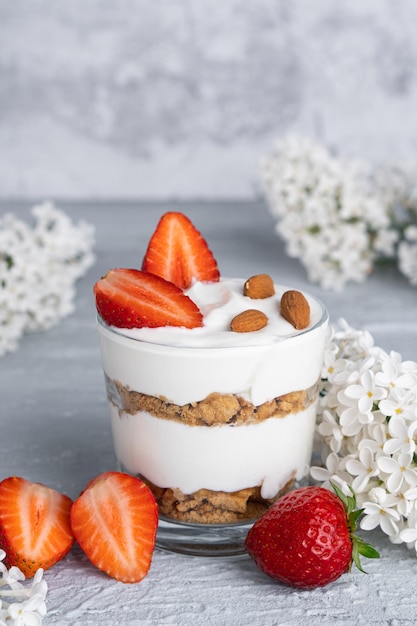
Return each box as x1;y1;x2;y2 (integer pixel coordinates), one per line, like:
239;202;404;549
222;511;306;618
330;481;380;573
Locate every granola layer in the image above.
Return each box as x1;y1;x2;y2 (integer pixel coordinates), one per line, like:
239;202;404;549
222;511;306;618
142;476;295;523
107;377;319;523
106;375;320;427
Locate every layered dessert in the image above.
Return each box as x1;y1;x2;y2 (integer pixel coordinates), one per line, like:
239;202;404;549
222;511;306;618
95;213;328;526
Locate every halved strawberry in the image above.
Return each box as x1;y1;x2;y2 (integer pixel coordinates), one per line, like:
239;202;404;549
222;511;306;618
94;267;203;329
70;472;158;583
0;476;74;577
142;212;220;289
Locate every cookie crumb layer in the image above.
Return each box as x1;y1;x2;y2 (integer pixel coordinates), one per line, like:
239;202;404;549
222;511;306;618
142;477;295;523
105;377;319;523
106;376;320;426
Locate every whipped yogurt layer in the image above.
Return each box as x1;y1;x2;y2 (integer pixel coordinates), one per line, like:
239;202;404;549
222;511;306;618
120;278;325;348
110;402;317;499
97;278;328;406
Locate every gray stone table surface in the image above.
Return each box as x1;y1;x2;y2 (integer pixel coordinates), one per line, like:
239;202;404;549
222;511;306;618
1;201;417;625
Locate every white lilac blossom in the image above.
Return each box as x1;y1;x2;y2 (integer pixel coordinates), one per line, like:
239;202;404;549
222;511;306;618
260;135;417;291
311;320;417;553
398;225;417;286
0;551;47;625
0;202;95;357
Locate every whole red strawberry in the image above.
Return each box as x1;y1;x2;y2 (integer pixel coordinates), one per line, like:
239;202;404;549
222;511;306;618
244;484;379;589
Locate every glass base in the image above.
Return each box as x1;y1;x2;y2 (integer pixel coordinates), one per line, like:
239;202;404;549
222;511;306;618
156;515;253;557
116;461;310;557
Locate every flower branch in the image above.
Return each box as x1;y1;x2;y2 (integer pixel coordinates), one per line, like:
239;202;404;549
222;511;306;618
311;320;417;552
260;135;417;291
0;550;48;625
0;202;95;357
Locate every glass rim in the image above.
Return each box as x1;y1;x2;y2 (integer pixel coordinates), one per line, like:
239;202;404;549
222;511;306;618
96;291;329;351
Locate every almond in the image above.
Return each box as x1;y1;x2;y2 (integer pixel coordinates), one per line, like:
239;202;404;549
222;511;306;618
243;274;275;299
280;290;310;330
230;309;268;333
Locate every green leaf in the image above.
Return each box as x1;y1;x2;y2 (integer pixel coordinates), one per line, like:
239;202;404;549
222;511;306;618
330;482;380;574
351;541;366;573
1;253;13;270
355;537;380;560
329;481;349;508
330;481;358;517
351;536;380;573
348;508;363;528
346;493;357;515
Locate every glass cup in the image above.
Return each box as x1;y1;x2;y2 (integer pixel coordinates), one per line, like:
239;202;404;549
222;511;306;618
96;295;328;557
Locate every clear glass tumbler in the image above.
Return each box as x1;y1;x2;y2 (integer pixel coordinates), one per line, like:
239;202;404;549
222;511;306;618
96;296;328;557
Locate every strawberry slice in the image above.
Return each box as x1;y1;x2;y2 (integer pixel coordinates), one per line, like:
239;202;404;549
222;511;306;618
0;476;74;577
142;212;220;289
70;472;158;583
94;268;203;329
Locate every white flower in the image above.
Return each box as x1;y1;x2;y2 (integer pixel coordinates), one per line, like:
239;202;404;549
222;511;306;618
321;351;350;386
399;505;417;551
312;320;417;554
7;594;45;626
375;353;417;390
338;392;385;436
377;452;417;494
400;526;417;551
261;134;417;290
379;389;417;422
345;447;379;493
0;202;95;357
316;410;344;453
372;228;399;256
1;567;24;591
358;422;388;458
28;572;47;603
360;490;401;537
398;227;417;286
343;370;387;415
383;415;416;455
338;401;365;437
0;557;47;625
310;451;341;485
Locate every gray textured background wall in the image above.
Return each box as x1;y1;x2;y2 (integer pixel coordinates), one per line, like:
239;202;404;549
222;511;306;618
1;0;416;199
